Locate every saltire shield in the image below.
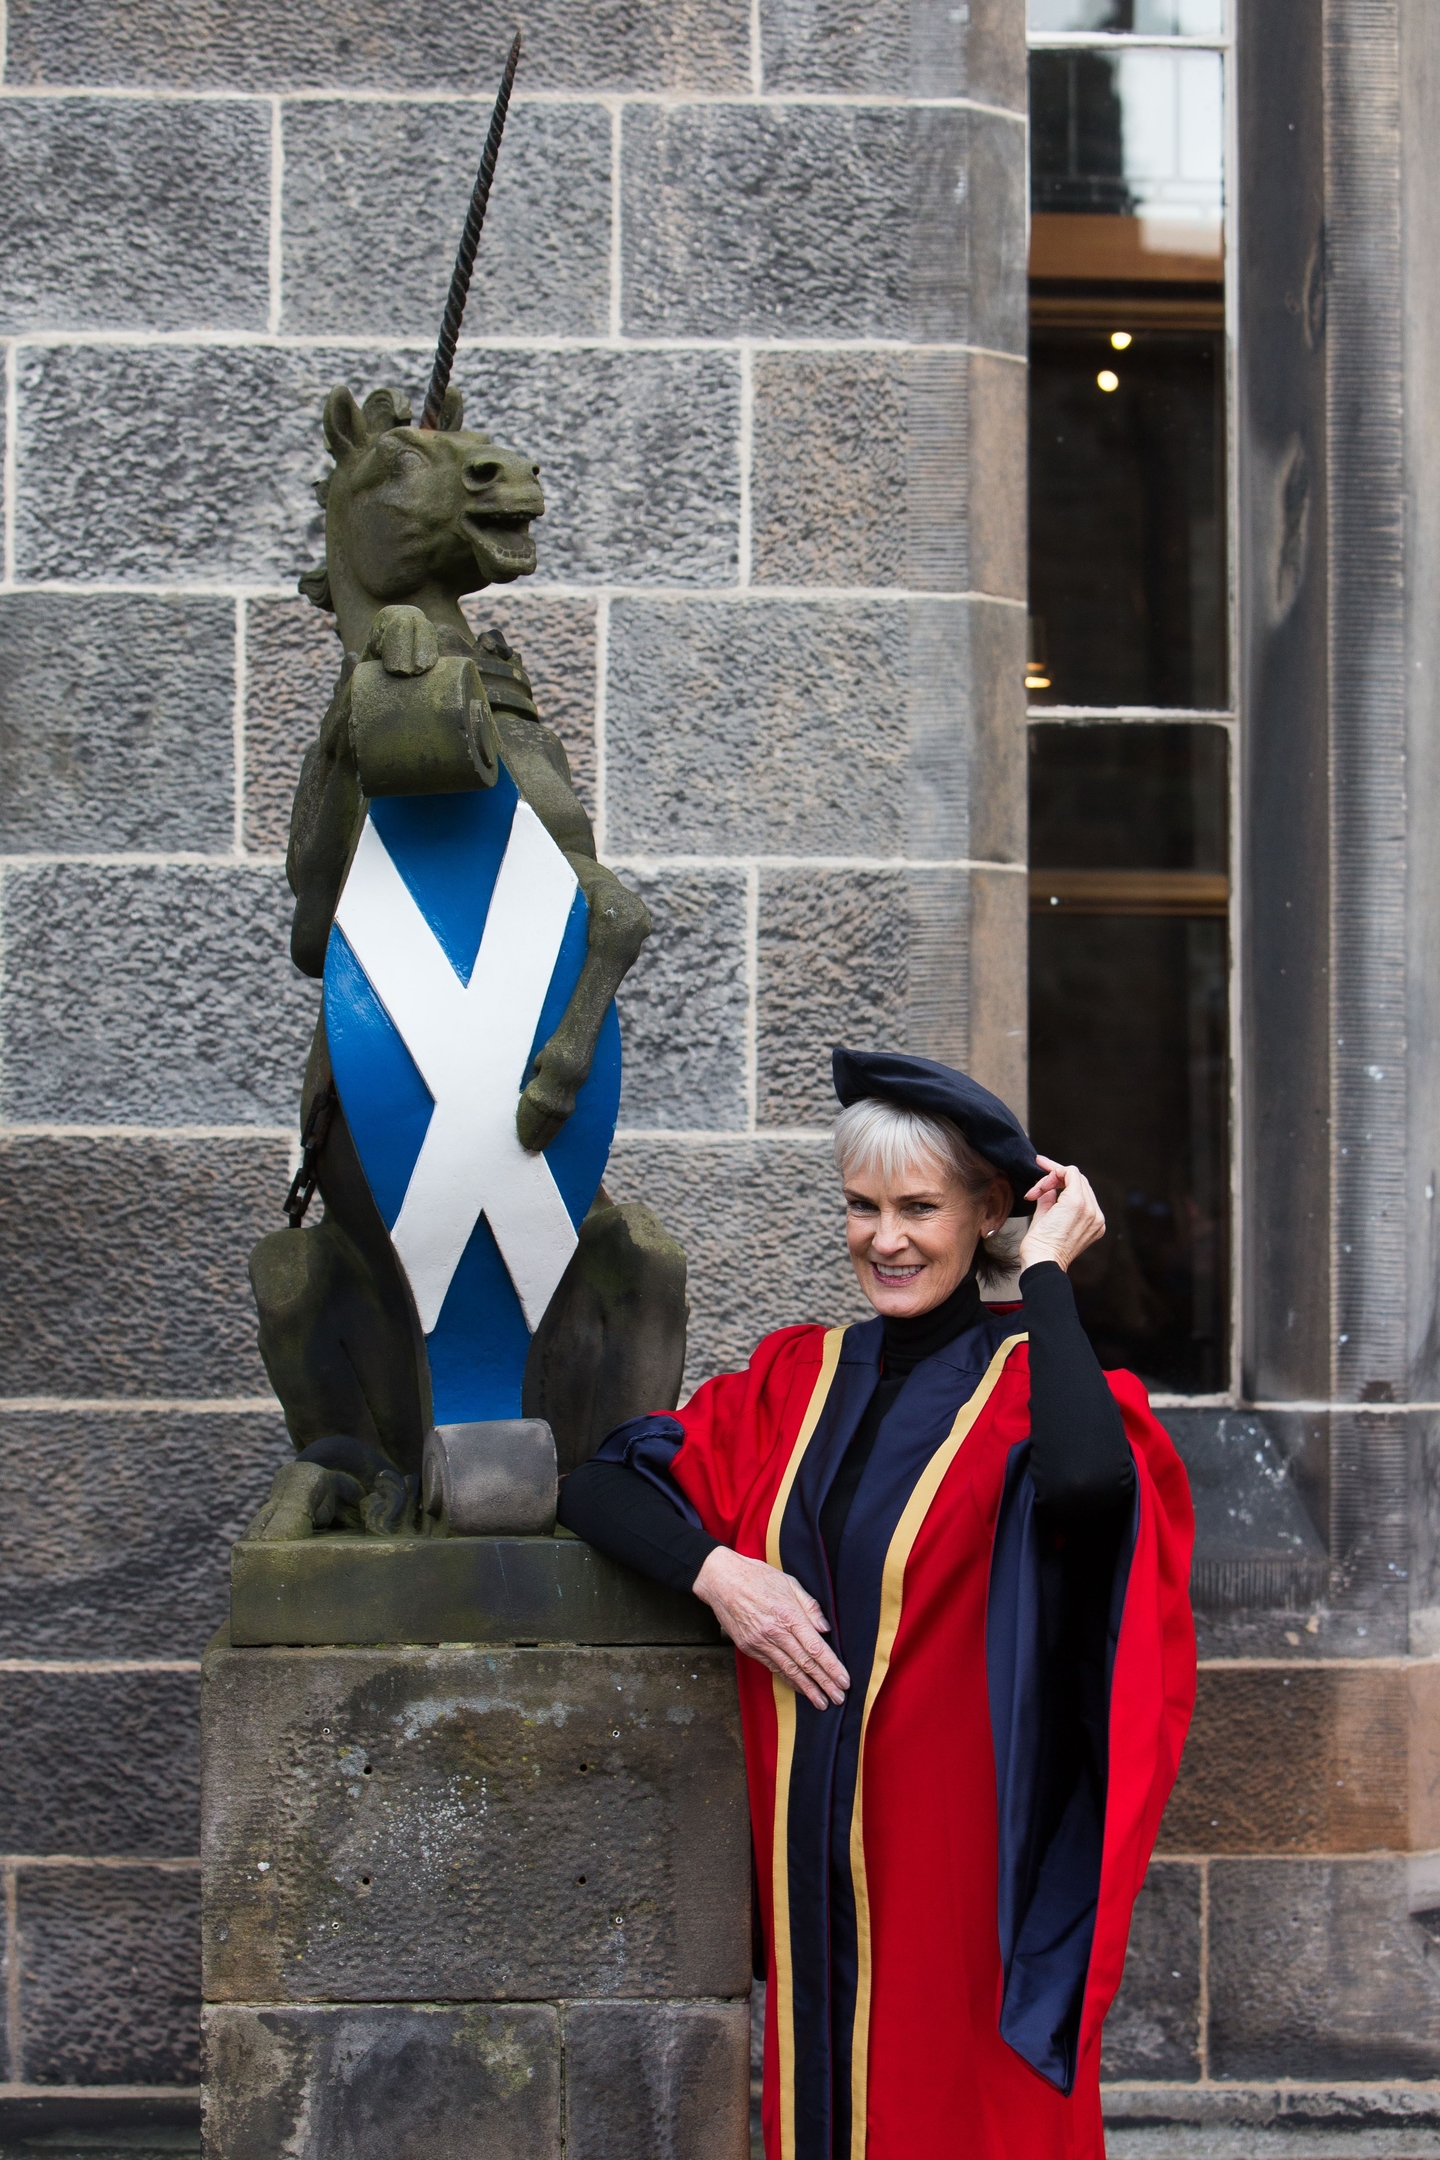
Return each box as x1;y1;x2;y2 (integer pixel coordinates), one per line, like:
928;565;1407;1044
322;769;621;1422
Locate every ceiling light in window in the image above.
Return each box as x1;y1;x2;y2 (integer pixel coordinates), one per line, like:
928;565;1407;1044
1025;672;1052;691
1097;369;1120;393
1110;331;1133;351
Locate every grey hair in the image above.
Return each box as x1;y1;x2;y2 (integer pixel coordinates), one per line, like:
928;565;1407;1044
832;1097;1027;1295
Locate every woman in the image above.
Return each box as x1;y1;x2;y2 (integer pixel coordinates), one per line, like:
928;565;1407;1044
560;1048;1195;2160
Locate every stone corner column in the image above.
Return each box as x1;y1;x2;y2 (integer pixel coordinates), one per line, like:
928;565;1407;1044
200;1538;752;2159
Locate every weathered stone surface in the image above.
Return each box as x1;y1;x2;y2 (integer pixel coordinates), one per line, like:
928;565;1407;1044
1160;1664;1411;1856
1101;2080;1440;2141
968;353;1027;598
1099;1862;1202;2082
606;1137;867;1392
0;864;317;1126
243;599;339;855
756;868;978;1126
463;591;599;818
204;2003;561;2160
606;599;908;856
965;107;1028;358
228;1535;724;1649
562;1999;751;2160
614;869;749;1132
0;97;268;334
202;1641;750;2004
16;345;739;588
281;102;610;339
5;0;750;92
760;0;1025;110
623;106;959;340
965;864;1027;1112
751;354;908;587
0;594;236;855
1207;1858;1440;2080
0;1668;200;1856
751;350;1022;597
0;1411;287;1660
1163;1407;1329;1617
17;1864;200;2086
0;1136;284;1398
608;595;1020;863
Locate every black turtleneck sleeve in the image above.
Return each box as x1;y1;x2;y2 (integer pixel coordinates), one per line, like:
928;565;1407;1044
1019;1261;1135;1516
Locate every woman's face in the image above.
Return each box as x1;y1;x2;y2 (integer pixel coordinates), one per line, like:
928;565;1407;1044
842;1152;1012;1319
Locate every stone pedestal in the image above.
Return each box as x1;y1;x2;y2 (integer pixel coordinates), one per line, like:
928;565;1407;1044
201;1537;751;2159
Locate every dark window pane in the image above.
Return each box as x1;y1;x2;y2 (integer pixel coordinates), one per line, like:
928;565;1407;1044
1028;724;1229;1392
1028;321;1226;707
1030;721;1226;870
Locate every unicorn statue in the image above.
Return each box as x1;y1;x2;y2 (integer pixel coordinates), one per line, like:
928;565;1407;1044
246;38;686;1543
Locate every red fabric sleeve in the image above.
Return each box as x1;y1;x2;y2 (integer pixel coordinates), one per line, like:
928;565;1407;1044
666;1323;830;1553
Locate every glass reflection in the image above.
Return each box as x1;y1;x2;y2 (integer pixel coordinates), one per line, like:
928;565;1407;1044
1029;0;1224;34
1031;46;1223;232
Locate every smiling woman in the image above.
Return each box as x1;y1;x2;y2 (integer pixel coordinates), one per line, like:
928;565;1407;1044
558;1047;1196;2160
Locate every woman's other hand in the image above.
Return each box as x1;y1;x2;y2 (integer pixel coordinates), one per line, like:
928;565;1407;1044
1018;1155;1107;1274
693;1547;850;1710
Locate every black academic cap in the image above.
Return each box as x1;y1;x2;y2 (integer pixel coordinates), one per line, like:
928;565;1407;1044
831;1046;1044;1214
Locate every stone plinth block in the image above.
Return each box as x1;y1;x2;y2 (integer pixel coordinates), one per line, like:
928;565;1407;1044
202;1631;749;2005
228;1532;723;1648
203;1611;750;2157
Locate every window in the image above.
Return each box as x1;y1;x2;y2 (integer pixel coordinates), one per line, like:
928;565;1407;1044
1026;0;1232;1395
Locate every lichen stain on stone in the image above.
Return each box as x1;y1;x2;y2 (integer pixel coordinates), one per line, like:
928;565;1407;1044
452;2008;538;2096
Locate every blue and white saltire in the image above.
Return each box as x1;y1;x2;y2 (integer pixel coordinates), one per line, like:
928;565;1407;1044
322;769;622;1423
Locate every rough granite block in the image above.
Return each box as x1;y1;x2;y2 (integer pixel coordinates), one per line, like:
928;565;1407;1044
0;593;236;854
751;353;909;588
0;863;317;1126
243;600;340;855
613;868;749;1132
0;1410;289;1661
0;1667;200;1856
1099;1862;1202;2082
1207;1858;1440;2081
203;2003;561;2160
0;97;268;334
281;102;610;339
623;106;933;340
17;1864;201;2086
5;0;751;93
201;1641;750;2004
0;1135;286;1399
462;591;599;818
562;2000;751;2160
756;869;975;1126
16;345;739;589
605;599;909;856
606;1137;868;1392
760;0;1025;111
751;349;1025;598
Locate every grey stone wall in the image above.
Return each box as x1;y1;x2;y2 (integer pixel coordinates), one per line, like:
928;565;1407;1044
0;0;1027;2117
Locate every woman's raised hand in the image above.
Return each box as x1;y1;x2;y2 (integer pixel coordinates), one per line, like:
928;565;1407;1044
1017;1155;1107;1274
692;1547;850;1710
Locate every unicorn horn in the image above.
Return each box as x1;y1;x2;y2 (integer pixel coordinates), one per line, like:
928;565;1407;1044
419;28;523;431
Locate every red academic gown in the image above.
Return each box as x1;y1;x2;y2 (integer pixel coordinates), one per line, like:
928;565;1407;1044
646;1308;1194;2160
